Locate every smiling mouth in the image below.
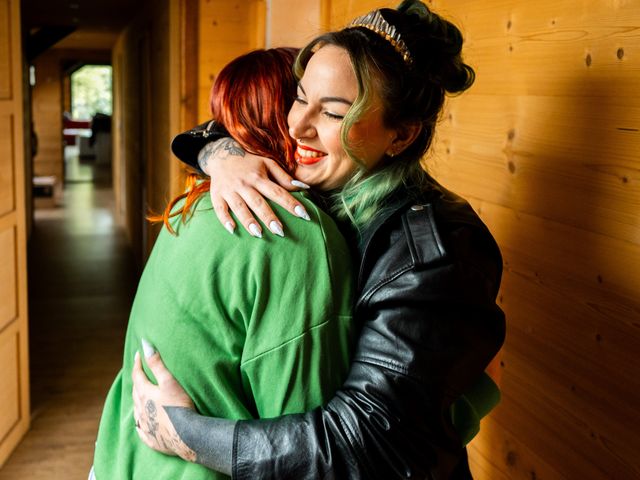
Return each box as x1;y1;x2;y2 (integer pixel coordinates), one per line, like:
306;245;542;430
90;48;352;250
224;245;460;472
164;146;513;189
295;145;326;165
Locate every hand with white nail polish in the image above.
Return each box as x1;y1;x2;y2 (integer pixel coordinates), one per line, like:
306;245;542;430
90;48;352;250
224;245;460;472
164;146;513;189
192;138;314;236
248;223;263;238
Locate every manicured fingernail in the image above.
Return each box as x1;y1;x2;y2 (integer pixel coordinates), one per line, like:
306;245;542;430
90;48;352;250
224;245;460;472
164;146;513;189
224;221;235;235
134;350;140;363
141;338;155;358
269;221;284;237
249;223;262;238
294;205;310;221
291;180;310;189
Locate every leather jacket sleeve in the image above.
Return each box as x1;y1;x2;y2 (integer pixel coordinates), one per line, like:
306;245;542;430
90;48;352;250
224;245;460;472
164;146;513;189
233;206;506;479
170;121;228;172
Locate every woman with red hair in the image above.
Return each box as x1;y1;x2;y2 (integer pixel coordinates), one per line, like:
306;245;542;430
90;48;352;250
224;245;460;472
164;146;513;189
90;47;355;480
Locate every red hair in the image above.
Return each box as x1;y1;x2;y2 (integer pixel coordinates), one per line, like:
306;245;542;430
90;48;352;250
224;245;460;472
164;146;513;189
150;47;299;234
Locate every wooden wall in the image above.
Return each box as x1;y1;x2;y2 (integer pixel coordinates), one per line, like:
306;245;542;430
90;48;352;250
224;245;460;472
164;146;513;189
323;0;640;478
196;0;266;122
0;0;30;467
267;0;322;48
111;0;174;265
429;1;640;478
31;52;62;180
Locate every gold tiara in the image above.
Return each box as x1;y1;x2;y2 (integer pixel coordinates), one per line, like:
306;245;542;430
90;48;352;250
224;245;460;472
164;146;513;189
348;10;413;66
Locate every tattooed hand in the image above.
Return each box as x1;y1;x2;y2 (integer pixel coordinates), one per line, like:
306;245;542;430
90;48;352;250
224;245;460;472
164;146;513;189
132;350;197;462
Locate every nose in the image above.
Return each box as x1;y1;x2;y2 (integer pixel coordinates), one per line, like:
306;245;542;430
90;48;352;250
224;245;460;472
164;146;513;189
288;110;316;141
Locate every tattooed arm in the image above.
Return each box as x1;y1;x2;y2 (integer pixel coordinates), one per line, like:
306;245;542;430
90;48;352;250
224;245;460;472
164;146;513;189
172;123;310;236
132;350;235;475
197;137;245;176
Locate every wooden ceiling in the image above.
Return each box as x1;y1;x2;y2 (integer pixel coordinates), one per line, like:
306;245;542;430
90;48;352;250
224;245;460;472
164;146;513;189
22;0;141;51
22;0;139;30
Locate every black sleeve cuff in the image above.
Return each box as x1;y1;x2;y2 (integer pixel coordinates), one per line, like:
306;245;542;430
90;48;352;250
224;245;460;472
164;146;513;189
171;120;229;171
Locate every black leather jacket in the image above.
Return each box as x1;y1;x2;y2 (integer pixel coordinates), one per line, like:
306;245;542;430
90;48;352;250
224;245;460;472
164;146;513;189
172;126;506;479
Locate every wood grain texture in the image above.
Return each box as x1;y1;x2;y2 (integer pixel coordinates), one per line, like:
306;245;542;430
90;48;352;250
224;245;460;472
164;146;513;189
424;1;640;478
0;226;16;332
0;0;9;100
197;0;260;122
430;94;640;246
0;325;19;445
0;0;29;468
0;113;14;216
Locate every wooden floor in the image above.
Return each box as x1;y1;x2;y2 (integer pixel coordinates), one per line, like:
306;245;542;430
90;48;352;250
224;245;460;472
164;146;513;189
0;181;137;479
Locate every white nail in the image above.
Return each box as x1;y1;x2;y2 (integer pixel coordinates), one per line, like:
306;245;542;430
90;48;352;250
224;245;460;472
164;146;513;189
249;223;262;238
294;205;310;221
270;221;284;237
134;350;140;363
291;180;310;189
141;338;155;358
224;221;235;235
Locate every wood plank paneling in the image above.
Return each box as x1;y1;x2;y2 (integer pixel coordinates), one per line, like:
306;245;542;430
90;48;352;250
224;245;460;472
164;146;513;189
324;0;395;30
423;1;640;478
0;226;17;332
432;0;640;97
0;114;14;216
197;0;266;122
268;0;321;47
468;414;563;480
31;52;63;181
431;93;640;245
0;326;19;444
0;1;9;100
0;0;30;468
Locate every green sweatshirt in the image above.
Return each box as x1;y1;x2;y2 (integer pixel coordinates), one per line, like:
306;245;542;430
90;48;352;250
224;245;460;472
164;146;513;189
93;192;354;479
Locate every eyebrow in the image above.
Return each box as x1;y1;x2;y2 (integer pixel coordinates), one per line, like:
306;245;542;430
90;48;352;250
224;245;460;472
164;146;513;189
298;83;353;107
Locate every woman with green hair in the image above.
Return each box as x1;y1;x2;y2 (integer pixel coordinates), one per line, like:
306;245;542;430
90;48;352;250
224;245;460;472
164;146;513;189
133;1;505;478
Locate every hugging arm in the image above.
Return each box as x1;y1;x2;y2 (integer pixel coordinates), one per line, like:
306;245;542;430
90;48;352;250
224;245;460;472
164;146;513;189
132;349;235;475
171;123;310;235
233;264;505;478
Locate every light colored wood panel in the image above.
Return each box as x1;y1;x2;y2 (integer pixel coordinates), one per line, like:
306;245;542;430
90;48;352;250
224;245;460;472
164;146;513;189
502;327;640;477
463;200;640;477
0;0;9;100
0;323;19;458
0;226;17;332
0;0;29;468
197;0;262;122
470;199;640;308
431;0;640;97
268;0;321;47
0;113;14;216
499;272;640;434
429;94;640;245
324;0;395;30
494;350;640;479
468;414;563;480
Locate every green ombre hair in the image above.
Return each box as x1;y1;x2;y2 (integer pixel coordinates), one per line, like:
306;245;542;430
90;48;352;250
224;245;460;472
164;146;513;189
294;0;475;231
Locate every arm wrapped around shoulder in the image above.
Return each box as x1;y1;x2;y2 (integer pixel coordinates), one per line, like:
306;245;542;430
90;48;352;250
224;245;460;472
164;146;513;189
233;212;506;479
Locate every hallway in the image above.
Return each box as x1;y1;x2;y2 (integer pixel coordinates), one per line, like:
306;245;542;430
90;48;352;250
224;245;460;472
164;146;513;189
0;184;137;479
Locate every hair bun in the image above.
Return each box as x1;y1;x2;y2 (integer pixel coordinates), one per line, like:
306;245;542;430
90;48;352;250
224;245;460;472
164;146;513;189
396;0;430;19
393;0;474;93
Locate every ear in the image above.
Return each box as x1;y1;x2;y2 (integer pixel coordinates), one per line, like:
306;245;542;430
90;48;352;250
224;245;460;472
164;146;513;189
386;123;422;157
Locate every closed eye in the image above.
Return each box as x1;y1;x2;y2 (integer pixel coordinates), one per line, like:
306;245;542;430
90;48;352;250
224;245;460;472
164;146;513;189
323;111;344;121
